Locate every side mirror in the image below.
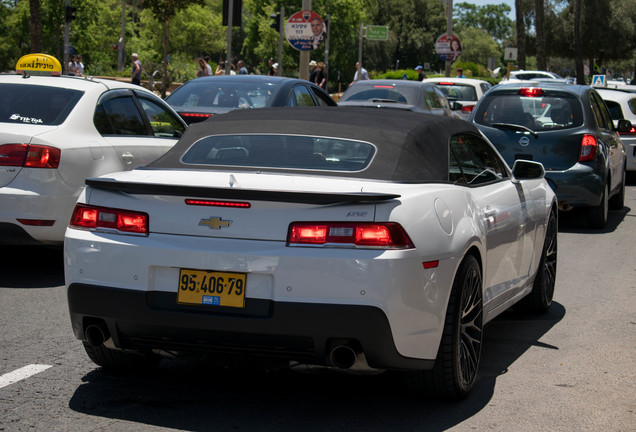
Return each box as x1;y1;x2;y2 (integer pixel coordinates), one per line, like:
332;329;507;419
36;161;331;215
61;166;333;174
512;159;545;181
451;101;463;111
617;119;632;133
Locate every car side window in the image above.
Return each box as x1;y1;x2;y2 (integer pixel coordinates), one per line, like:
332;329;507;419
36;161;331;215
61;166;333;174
450;134;509;185
424;87;442;109
593;92;614;130
94;94;147;136
136;95;186;138
433;86;451;109
311;88;335;106
288;85;316;107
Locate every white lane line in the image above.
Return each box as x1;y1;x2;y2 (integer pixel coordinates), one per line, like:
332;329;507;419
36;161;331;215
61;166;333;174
0;364;52;389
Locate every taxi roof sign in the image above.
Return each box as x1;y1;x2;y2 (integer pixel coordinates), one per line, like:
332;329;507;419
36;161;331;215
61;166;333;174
16;53;62;76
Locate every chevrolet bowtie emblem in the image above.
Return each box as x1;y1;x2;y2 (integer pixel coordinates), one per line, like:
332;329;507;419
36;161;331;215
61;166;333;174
199;217;233;229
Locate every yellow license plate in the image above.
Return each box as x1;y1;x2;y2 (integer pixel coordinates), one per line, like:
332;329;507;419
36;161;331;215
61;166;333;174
177;269;246;308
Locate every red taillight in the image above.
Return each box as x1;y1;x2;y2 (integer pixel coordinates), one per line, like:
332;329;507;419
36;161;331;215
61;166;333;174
180;112;213;120
438;82;455;86
372;85;395;89
619;126;636;136
287;222;414;248
519;87;544;97
185;199;251;208
461;105;475;113
0;144;60;168
70;204;148;235
579;134;598;162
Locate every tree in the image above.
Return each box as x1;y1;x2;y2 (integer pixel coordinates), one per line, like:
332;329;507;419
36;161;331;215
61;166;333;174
454;2;512;43
573;0;583;83
456;27;501;68
29;0;41;52
515;0;527;70
143;0;205;96
534;0;545;70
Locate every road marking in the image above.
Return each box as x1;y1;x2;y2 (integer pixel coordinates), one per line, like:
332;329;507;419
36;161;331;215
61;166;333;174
0;364;52;389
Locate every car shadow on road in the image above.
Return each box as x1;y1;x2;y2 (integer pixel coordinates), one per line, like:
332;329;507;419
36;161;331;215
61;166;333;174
68;303;565;431
557;205;630;234
0;245;64;288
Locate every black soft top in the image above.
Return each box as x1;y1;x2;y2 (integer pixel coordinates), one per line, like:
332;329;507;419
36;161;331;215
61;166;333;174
144;106;481;182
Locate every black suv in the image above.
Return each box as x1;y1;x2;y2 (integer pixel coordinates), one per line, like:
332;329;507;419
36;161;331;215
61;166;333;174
471;82;631;228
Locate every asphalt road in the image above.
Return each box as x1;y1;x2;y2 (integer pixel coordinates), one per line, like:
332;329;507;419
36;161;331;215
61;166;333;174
1;182;635;432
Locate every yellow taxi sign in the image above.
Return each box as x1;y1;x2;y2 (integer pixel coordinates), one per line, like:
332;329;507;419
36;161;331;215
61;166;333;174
16;53;63;76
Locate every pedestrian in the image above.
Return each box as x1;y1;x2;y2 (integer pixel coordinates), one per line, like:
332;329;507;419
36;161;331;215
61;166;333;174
76;55;84;76
308;60;317;83
215;61;226;75
196;57;209;78
131;53;142;85
237;60;248;75
350;62;369;86
272;63;279;76
204;55;213;76
414;65;426;81
315;62;327;90
267;58;276;76
456;67;465;78
68;55;77;76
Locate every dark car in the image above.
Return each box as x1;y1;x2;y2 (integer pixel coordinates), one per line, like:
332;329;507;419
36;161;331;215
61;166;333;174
338;80;461;118
471;82;631;228
165;75;337;124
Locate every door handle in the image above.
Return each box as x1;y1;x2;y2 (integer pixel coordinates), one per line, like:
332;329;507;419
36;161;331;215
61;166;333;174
121;152;134;164
484;208;497;218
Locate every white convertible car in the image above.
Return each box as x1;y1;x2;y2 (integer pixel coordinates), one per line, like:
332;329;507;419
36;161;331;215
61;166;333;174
65;107;558;399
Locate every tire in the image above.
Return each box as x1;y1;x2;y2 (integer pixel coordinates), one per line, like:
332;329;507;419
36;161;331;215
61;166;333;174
609;169;625;210
518;211;557;313
404;255;483;399
588;183;608;229
82;342;161;371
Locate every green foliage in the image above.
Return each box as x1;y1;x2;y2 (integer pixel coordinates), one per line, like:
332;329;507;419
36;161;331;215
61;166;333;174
454;2;512;42
456;27;501;70
375;69;418;80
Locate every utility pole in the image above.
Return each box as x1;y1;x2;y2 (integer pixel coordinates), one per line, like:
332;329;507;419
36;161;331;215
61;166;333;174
225;0;233;74
299;0;311;80
445;0;453;77
63;0;70;75
118;0;125;71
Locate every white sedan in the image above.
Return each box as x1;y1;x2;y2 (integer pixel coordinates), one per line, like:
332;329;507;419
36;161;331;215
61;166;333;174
596;88;636;172
0;71;186;245
65;107;557;399
422;77;493;119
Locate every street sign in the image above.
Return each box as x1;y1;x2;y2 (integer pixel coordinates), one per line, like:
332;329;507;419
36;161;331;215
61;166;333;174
504;47;518;61
365;25;388;41
592;75;606;87
285;10;326;51
435;33;461;61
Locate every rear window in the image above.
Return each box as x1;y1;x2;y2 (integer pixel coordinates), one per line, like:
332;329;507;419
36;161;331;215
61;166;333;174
181;134;376;172
434;84;478;101
341;85;418;105
0;83;82;125
166;81;275;109
473;92;584;131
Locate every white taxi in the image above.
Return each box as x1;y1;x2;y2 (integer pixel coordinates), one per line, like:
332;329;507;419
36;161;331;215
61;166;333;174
0;54;186;245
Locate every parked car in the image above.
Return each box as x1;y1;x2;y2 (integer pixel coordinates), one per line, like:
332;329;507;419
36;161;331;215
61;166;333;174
471;82;630;228
0;69;186;245
501;70;566;82
596;88;636;172
65;106;557;399
338;80;460;117
422;77;493;119
165;75;337;124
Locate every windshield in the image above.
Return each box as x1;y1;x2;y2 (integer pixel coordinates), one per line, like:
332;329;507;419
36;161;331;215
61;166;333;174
166;81;277;109
181;134;376;172
473;92;583;131
0;84;83;125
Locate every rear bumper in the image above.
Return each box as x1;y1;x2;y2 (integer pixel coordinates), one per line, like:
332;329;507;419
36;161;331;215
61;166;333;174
67;283;435;371
544;164;604;208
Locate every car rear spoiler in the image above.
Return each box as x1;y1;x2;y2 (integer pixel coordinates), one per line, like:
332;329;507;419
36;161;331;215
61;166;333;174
85;178;401;205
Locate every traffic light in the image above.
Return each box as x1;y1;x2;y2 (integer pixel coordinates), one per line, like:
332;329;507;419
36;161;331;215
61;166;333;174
65;5;77;22
270;13;280;32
